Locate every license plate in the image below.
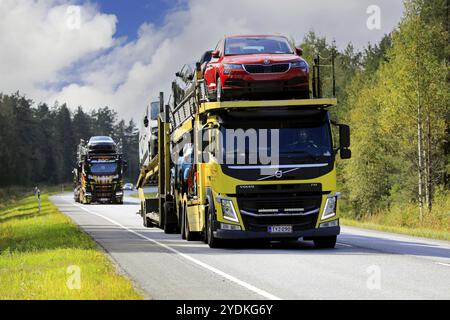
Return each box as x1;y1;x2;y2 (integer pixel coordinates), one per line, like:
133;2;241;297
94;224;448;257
268;225;293;233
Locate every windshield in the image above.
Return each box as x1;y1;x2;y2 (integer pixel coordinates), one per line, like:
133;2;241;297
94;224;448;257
150;102;159;121
224;37;293;55
219;122;333;165
89;162;118;175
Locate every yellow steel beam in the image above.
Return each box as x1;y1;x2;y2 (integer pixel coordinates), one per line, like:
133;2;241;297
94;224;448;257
136;155;159;188
198;98;337;114
171;118;193;143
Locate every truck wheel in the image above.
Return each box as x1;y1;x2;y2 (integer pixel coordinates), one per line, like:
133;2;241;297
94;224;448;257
181;203;186;239
206;205;222;248
163;202;177;234
181;204;196;241
313;236;337;249
142;202;152;228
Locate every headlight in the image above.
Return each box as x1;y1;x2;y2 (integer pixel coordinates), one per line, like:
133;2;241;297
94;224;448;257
220;223;241;231
321;193;341;220
291;60;309;72
320;219;339;228
223;64;243;74
220;198;239;222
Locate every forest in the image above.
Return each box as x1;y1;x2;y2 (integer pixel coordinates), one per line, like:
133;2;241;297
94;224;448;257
0;0;448;231
0;98;139;187
299;0;448;231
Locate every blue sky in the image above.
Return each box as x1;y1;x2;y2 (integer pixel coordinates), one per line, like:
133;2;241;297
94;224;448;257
94;0;183;40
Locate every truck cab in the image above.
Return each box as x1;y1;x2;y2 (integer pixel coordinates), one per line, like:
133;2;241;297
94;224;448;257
137;53;351;249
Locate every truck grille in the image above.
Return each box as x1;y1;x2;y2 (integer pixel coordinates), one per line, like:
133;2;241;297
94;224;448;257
93;184;114;198
244;63;290;74
237;193;322;232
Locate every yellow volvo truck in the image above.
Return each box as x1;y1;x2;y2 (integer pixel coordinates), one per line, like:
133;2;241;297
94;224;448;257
137;62;351;249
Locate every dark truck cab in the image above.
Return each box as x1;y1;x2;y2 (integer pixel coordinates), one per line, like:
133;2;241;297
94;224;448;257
74;136;126;204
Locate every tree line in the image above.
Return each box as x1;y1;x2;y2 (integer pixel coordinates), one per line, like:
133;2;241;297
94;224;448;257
0;95;139;187
298;0;449;223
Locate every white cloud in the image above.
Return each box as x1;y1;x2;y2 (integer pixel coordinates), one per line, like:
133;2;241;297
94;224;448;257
0;0;404;121
0;0;116;95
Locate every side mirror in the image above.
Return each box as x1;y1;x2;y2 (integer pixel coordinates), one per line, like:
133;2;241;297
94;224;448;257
340;148;352;159
339;124;350;149
212;50;220;59
175;71;182;78
143;116;149;128
295;47;303;56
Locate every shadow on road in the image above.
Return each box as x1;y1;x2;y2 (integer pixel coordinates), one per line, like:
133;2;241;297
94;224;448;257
72;224;450;260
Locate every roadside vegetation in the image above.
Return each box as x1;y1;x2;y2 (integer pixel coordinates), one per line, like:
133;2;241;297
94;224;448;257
0;185;70;210
337;0;449;236
300;0;449;237
341;190;450;241
0;194;142;299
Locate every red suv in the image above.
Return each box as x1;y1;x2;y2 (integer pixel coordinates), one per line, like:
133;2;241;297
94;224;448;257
204;35;310;101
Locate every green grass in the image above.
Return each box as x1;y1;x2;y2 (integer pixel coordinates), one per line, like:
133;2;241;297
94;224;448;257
0;194;143;300
340;193;450;241
0;185;71;210
340;218;450;241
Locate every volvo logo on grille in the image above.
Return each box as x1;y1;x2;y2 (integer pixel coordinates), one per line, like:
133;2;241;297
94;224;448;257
263;58;271;65
275;170;283;178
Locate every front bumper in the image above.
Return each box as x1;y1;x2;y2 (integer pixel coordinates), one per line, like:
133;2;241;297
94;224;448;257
220;69;309;98
215;226;339;240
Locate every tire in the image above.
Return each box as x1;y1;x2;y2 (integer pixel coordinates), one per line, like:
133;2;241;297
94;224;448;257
142;202;152;228
295;90;310;99
203;204;209;244
206;203;222;248
182;204;196;241
313;236;337;249
181;203;186;239
163;202;177;234
301;90;310;99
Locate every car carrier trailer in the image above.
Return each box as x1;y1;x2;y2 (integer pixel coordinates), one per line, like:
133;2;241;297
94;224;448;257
74;136;126;205
136;57;351;248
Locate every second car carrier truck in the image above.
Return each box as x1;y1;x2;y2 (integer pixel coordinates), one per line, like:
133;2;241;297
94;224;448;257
136;56;351;248
74;136;126;205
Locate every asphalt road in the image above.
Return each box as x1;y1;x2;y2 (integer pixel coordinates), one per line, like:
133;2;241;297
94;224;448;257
50;193;450;300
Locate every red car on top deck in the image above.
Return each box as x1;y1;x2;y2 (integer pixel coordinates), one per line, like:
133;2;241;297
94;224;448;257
203;35;310;101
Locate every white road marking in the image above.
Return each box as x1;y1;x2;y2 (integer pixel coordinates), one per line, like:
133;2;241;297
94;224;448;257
435;262;450;267
337;242;353;248
63;198;281;300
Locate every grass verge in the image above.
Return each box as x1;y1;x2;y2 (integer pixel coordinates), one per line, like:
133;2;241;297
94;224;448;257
0;185;71;210
0;194;143;300
340;190;449;241
340;218;450;241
